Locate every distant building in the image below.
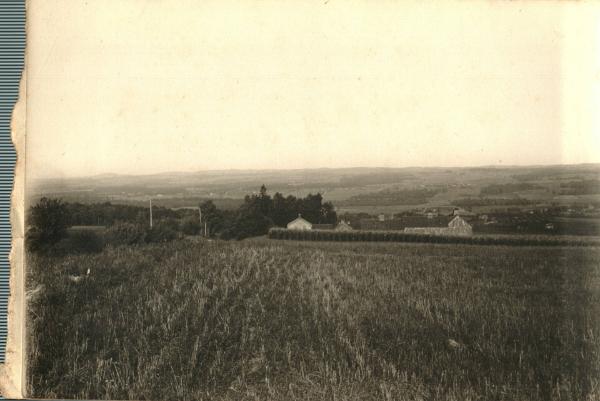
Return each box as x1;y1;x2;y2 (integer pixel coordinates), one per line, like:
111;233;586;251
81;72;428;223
287;215;312;231
436;206;458;216
335;221;353;231
420;208;439;218
403;216;473;236
446;215;473;235
378;214;386;222
453;208;475;217
545;223;555;230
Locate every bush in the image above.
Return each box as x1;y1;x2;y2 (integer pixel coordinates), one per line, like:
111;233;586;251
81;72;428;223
27;198;70;253
145;222;181;243
26;227;47;254
55;230;105;254
105;222;147;245
180;216;201;235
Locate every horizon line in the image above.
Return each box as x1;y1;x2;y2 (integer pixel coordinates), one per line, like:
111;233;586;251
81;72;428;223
33;161;600;181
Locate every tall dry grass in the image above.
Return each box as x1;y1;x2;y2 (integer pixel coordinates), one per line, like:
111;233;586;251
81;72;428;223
27;239;600;400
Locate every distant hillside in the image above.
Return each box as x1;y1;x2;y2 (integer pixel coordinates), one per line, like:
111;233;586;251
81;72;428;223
30;164;600;211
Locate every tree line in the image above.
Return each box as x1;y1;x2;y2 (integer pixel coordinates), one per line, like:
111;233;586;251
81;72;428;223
200;185;336;239
26;186;337;253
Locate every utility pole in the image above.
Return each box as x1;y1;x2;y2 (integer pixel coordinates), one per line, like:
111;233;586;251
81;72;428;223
198;207;203;237
149;198;153;228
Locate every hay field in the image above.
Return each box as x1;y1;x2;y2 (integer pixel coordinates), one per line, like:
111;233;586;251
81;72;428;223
27;240;600;400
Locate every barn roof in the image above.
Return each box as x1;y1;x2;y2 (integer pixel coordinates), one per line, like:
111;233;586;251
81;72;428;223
448;215;472;228
287;215;312;226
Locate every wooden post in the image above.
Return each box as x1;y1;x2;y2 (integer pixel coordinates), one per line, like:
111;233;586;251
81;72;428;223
149;198;153;228
198;207;202;236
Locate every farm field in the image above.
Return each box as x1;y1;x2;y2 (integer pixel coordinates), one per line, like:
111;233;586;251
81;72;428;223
27;239;600;400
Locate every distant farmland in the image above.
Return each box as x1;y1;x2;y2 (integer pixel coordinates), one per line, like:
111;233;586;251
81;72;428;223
27;239;600;400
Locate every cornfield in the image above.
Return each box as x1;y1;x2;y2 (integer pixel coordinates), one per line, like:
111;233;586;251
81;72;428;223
269;228;600;247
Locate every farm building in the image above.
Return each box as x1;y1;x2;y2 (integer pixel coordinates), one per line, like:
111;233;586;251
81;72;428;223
447;215;473;235
424;206;458;216
287;215;313;231
404;216;473;236
453;208;476;217
335;221;353;231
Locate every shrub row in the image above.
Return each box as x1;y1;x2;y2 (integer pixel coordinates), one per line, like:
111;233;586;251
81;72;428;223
39;222;183;256
268;228;600;247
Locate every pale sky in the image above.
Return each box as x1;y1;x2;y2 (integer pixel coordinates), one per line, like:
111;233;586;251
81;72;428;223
25;0;600;178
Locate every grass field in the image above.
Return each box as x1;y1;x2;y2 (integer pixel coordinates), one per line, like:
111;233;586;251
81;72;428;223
26;239;600;400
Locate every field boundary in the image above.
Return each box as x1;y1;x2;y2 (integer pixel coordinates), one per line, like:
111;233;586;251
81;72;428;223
268;228;600;247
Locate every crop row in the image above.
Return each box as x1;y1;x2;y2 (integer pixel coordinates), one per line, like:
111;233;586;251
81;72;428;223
268;228;600;247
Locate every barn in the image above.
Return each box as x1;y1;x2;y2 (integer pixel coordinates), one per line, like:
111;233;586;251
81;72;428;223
447;216;473;236
287;215;313;231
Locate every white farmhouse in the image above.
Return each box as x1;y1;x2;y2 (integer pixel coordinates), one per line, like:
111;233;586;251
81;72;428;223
287;215;313;231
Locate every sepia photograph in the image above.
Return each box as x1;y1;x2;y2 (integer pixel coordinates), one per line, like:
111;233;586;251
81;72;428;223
3;1;600;400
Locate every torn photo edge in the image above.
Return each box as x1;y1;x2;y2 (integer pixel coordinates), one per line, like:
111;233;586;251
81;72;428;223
0;0;26;398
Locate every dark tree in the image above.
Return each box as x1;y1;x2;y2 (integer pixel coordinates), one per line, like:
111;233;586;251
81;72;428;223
226;185;275;239
228;209;273;240
200;200;226;236
241;185;273;216
27;197;70;252
295;193;318;223
180;216;201;235
320;201;337;224
257;185;273;216
271;192;296;227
